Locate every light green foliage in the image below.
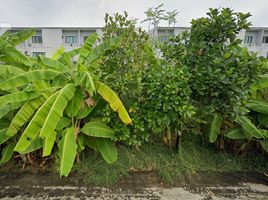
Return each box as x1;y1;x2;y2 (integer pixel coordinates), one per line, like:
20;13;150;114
208;114;223;143
236;116;264;139
59;127;77;177
96;138;117;164
226;129;246;140
0;28;131;177
82;122;114;138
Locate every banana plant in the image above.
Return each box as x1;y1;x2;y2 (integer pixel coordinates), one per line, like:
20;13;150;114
208;75;268;153
0;29;132;177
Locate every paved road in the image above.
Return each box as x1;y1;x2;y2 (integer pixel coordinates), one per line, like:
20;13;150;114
1;172;268;199
1;183;268;199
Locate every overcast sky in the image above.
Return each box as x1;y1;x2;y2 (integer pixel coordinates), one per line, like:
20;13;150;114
0;0;268;28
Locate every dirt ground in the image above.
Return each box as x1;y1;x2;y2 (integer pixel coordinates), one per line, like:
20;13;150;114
0;171;268;199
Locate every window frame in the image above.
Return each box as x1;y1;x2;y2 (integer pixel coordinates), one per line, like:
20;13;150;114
32;35;42;43
262;36;268;43
65;36;77;44
32;52;46;57
244;35;253;44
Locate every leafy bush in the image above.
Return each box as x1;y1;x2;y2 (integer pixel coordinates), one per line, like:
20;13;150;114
100;12;194;146
141;63;194;135
163;8;265;119
223;83;268;154
99;12;157;146
0;29;132;176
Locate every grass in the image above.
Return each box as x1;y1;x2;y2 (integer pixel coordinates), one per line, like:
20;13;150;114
75;134;268;186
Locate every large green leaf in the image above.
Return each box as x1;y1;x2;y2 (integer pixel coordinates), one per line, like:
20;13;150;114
208;113;223;143
0;102;24;120
56;117;72;131
86;37;121;64
96;81;132;124
226;128;246;139
0;90;41;107
236;116;264;139
0;30;11;40
257;113;268;128
43;131;56;157
96;138;117;164
7;29;35;46
39;84;75;138
39;56;70;72
251;75;268;90
0;70;61;91
0;64;25;76
76;104;93;119
259;129;268;139
14;91;60;152
78;71;96;96
247;100;268;114
78;32;98;65
0;128;9;145
59;127;77;177
77;134;85;152
0;119;10;130
0;38;32;67
52;46;65;60
82;122;114;138
65;88;84;117
64;48;81;58
0;142;15;165
6;95;47;137
19;138;43;154
261;140;268;153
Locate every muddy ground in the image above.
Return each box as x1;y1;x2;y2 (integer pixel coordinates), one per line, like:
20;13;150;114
0;171;268;199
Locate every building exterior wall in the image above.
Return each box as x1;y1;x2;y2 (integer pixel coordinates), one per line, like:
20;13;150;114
0;27;102;58
1;26;268;58
154;27;268;58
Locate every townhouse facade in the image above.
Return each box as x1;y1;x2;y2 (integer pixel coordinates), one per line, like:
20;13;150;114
155;26;268;58
0;27;103;58
0;26;268;58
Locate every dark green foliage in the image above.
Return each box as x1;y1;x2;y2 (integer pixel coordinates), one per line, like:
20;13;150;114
140;63;194;134
100;12;194;145
100;12;157;145
162;8;265;120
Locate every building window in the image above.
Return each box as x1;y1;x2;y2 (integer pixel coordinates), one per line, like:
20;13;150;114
65;36;77;44
263;36;268;43
32;36;42;43
32;52;46;57
159;35;170;43
244;36;253;44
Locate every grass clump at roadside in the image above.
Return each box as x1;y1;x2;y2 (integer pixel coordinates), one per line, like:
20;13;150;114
75;134;268;186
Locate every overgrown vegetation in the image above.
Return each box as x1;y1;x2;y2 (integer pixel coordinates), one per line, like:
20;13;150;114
0;6;268;183
0;30;132;176
76;134;267;185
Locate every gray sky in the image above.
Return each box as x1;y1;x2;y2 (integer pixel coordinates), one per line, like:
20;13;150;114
0;0;268;28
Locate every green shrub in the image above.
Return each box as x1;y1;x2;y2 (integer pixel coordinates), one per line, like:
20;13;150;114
100;12;157;146
141;63;194;135
162;8;265;120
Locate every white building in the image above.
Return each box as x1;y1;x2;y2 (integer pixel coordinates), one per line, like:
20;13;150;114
0;27;103;57
155;27;268;58
0;26;268;58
